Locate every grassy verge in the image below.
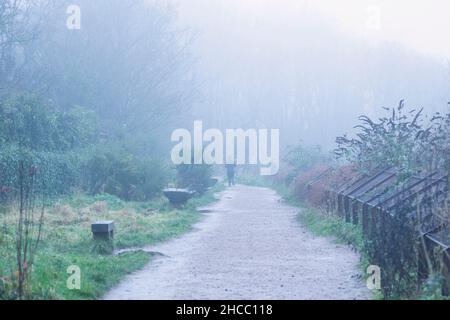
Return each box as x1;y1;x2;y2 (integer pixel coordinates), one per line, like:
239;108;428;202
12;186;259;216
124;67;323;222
0;184;224;300
297;205;383;300
297;207;367;266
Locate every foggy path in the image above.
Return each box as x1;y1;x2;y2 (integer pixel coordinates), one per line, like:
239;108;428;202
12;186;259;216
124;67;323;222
104;185;370;300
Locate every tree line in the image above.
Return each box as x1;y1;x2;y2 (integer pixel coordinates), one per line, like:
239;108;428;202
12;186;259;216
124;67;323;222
0;0;196;201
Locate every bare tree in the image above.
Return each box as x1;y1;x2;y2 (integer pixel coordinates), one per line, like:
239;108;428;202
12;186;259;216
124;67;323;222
0;0;54;93
14;161;45;299
28;0;196;142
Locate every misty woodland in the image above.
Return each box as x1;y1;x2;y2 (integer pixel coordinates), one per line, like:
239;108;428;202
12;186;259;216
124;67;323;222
0;0;449;301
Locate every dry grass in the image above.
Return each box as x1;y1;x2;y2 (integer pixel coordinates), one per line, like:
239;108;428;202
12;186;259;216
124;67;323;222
293;164;331;201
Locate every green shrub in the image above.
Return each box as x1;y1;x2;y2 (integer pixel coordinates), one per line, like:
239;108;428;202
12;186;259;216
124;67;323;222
0;93;172;202
84;146;168;201
0;94;99;198
176;163;213;195
0;144;84;197
0;94;98;152
334;100;443;174
284;143;332;184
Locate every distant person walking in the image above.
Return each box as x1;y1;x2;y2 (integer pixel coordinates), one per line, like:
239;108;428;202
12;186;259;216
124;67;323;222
226;163;236;187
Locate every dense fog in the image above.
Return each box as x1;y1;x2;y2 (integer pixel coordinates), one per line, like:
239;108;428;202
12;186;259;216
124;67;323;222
2;0;449;155
2;0;450;301
176;0;450;149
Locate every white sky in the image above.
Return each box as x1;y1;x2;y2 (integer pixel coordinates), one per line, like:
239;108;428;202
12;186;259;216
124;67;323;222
177;0;450;61
313;0;450;61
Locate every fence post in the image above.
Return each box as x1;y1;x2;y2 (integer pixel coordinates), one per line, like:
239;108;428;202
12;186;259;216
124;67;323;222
443;248;450;296
417;234;430;290
332;191;339;214
362;203;369;236
344;196;351;223
352;201;359;225
337;193;343;217
370;206;378;239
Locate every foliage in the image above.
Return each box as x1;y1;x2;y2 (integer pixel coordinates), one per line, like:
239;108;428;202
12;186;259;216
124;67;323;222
330;101;450;299
0;0;44;91
293;165;331;204
0;161;46;299
37;0;195;141
0;94;168;202
84;145;169;201
335;100;437;174
0;0;200;301
0;186;220;299
298;206;366;254
297;205;383;300
176;163;213;195
0;94;98;152
420;275;449;300
364;208;419;299
285;143;332;183
0;144;84;197
420;107;450;172
0;94;99;198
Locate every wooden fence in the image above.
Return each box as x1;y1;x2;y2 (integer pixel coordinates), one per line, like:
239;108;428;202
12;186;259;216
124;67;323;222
304;166;450;296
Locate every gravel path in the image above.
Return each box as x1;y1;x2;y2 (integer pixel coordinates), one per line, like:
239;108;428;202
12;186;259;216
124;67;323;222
104;185;371;300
